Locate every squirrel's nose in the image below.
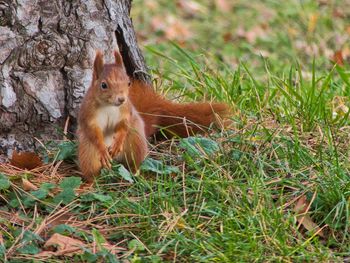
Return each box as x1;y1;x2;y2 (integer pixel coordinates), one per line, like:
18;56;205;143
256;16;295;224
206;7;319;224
115;97;125;106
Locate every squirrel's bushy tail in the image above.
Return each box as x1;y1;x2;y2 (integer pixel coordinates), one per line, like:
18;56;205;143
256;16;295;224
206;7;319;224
129;80;230;138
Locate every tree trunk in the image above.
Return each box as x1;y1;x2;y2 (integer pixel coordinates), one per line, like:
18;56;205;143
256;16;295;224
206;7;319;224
0;0;149;161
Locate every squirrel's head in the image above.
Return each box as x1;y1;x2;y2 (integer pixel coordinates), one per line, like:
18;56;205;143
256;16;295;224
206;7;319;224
91;50;130;107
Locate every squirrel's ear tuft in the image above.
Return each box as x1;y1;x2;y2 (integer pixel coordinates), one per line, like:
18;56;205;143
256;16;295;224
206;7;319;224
93;51;104;80
114;50;125;69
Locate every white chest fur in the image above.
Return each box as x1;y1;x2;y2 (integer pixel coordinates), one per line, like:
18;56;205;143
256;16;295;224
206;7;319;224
95;105;121;147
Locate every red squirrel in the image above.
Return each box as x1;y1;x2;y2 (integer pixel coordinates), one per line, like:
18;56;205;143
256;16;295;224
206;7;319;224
78;50;229;182
78;51;147;182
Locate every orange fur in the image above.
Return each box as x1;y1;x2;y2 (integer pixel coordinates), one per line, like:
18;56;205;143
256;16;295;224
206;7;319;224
78;50;230;182
78;51;147;182
129;80;230;138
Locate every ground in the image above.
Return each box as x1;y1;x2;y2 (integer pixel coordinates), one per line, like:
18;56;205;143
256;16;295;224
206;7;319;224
1;0;350;262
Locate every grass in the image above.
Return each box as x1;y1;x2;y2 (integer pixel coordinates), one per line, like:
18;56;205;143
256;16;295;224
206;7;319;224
1;0;350;262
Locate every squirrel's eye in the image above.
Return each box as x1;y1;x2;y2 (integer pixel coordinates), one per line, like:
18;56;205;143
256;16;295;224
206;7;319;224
101;82;108;90
128;81;131;87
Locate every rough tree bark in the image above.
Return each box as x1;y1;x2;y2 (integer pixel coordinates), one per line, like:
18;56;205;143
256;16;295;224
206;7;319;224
0;0;150;160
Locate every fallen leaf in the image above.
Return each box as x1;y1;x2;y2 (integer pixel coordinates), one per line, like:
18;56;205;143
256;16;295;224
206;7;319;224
333;8;345;18
150;15;192;43
215;0;232;12
11;150;43;170
336;46;350;66
36;233;125;258
222;32;233;43
295;41;321;57
236;25;269;44
165;19;192;41
177;0;204;16
294;195;325;238
144;0;158;10
34;251;57;258
22;178;38;191
150;16;167;32
43;233;84;256
333;50;344;66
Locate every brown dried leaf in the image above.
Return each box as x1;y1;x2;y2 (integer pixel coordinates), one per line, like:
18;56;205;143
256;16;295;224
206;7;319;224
298;214;323;236
22;178;38;191
215;0;232;12
333;8;345;18
294;195;324;238
236;25;269;44
36;233;125;258
150;15;192;43
150;16;167;32
43;233;85;256
11;150;43;170
34;251;56;258
333;50;344;66
165;19;192;41
177;0;204;15
144;0;158;10
222;32;233;43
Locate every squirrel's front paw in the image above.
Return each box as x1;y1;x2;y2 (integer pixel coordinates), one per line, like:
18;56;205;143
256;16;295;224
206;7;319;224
109;139;124;158
100;149;112;169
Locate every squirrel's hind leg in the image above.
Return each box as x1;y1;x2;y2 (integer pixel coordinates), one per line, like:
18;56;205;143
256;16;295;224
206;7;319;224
78;137;103;183
122;127;148;173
